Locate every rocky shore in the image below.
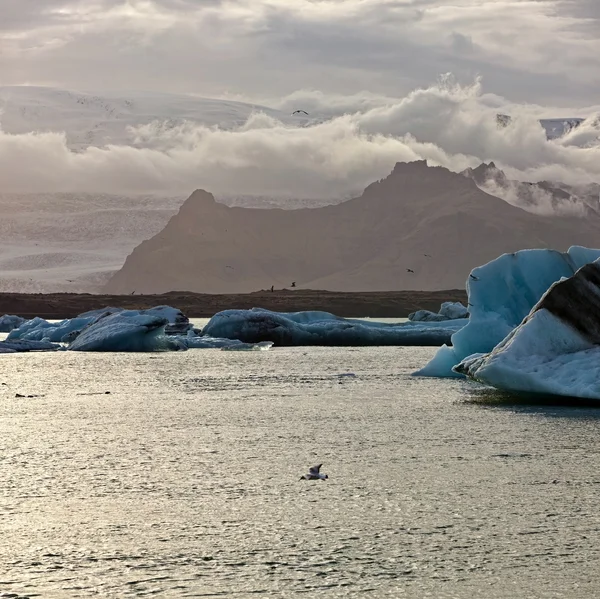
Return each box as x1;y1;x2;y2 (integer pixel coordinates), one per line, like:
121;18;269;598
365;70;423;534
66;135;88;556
0;289;467;319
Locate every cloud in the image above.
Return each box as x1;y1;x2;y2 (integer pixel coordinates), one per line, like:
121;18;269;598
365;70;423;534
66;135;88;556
1;78;598;199
1;0;599;105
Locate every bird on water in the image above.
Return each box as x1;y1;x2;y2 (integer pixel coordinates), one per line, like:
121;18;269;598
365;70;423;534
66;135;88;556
300;464;328;480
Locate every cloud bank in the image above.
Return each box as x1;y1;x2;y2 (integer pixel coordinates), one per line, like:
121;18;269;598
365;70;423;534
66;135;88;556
1;78;599;198
2;0;600;105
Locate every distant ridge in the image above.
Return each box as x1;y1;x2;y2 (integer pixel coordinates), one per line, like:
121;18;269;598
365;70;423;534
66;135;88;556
104;160;600;294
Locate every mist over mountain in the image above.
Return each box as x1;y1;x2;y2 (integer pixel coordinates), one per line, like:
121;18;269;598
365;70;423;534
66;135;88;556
1;80;599;202
104;161;600;295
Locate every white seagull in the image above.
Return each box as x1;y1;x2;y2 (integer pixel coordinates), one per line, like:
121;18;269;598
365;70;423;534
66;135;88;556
300;464;328;480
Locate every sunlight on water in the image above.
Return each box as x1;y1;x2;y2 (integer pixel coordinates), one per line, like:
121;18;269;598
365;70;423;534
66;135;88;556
1;346;599;597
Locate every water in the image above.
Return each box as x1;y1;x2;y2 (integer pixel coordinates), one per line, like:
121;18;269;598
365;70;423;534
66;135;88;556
1;346;600;598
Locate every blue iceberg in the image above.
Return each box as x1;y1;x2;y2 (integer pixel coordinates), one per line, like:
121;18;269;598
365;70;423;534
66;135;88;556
415;246;600;378
455;260;600;400
67;310;185;352
0;314;26;333
201;308;464;346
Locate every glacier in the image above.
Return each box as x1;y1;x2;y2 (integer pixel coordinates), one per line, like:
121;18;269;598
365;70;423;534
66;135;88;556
201;308;465;346
455;260;600;400
415;246;600;378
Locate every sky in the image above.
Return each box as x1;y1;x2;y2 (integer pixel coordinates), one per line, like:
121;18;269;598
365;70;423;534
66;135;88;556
1;0;599;106
1;0;599;199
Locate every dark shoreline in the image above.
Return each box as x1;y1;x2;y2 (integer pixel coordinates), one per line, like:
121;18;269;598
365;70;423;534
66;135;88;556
0;289;467;319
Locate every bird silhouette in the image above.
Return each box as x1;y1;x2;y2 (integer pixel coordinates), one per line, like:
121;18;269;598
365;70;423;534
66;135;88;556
470;274;479;281
292;110;309;115
406;268;415;273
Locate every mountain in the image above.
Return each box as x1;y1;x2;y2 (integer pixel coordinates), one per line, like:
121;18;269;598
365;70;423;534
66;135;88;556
0;86;300;150
104;160;600;294
462;162;600;217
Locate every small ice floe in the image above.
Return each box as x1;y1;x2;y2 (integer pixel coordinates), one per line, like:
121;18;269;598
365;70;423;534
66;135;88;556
300;464;328;481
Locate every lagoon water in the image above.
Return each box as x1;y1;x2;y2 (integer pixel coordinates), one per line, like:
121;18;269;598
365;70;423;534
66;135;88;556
1;341;600;598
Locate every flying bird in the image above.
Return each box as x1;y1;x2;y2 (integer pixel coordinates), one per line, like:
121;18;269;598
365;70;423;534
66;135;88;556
470;274;479;281
424;254;432;258
292;110;309;116
300;464;328;480
406;268;415;273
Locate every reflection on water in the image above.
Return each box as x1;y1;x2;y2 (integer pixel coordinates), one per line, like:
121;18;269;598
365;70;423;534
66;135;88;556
1;346;599;598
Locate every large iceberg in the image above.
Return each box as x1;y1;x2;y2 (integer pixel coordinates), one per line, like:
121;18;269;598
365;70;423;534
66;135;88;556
415;246;600;377
67;310;185;352
455;261;600;399
201;308;464;346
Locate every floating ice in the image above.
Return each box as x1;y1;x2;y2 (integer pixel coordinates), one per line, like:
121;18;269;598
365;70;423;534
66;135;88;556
0;314;26;333
8;316;97;342
0;339;60;352
415;246;600;377
67;310;185;352
409;301;468;322
202;308;464;346
455;261;600;399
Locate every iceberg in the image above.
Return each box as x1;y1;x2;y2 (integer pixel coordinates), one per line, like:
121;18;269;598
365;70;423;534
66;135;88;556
415;246;600;378
455;261;600;400
201;308;464;346
76;305;192;334
409;301;468;322
8;316;98;342
67;310;185;352
0;314;26;333
8;304;193;345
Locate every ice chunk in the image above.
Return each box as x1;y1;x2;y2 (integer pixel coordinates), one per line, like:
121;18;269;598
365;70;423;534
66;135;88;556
409;301;468;322
174;331;273;350
8;316;97;342
455;260;600;399
76;305;191;335
202;308;464;346
0;339;60;352
67;310;186;352
415;246;600;378
439;302;469;320
0;314;26;333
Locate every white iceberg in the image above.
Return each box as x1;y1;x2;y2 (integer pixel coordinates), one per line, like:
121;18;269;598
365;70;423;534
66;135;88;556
201;308;464;346
409;301;468;322
455;261;600;399
0;314;26;333
415;246;600;378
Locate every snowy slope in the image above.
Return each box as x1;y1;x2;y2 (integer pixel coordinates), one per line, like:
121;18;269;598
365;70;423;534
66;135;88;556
0;86;302;150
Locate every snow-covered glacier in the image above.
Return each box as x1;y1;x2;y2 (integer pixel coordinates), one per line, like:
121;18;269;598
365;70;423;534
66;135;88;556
415;246;600;378
202;308;464;346
455;260;600;399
